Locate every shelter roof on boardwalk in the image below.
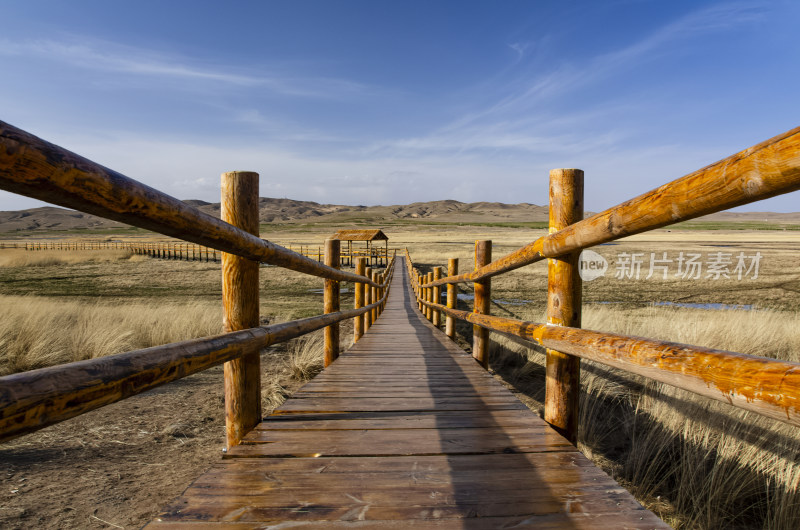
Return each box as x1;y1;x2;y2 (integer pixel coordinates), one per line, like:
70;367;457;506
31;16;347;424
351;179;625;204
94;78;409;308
331;229;388;241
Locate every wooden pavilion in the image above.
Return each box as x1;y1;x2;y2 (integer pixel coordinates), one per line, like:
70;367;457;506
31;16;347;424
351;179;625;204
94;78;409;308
331;229;388;267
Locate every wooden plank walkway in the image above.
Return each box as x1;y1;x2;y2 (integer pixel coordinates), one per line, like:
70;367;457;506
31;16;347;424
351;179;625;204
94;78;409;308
147;265;668;529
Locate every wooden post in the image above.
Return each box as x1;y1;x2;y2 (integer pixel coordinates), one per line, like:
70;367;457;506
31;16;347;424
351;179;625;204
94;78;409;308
446;258;458;339
417;271;423;311
380;272;386;313
324;239;341;367
354;257;366;342
371;271;379;323
364;266;373;331
545;168;584;444
376;273;383;317
221;171;261;449
473;240;492;369
432;267;442;327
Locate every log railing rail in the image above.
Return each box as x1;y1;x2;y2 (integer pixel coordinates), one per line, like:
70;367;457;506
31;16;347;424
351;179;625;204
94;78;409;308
409;125;800;438
0;120;394;446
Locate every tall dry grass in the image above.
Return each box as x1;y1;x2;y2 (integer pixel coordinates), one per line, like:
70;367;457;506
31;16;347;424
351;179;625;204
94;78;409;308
0;249;144;267
0;295;221;375
489;304;800;529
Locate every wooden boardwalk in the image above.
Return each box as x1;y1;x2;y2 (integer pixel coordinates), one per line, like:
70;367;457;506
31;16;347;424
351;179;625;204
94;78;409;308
148;266;667;529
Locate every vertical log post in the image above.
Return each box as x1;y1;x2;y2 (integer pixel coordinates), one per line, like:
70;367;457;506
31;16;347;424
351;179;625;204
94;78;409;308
545;168;584;445
473;240;492;369
432;266;443;327
354;257;366;343
416;271;422;310
418;272;424;311
424;272;432;321
378;272;384;316
221;171;261;450
446;258;458;339
371;271;379;323
364;266;373;331
324;238;341;367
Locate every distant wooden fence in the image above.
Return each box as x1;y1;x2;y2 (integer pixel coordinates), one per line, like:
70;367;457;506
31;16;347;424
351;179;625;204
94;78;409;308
0;240;399;265
0;239;221;261
408;127;800;442
0;120;395;448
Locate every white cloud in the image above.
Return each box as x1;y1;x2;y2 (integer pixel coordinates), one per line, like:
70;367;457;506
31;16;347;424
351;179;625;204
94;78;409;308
0;37;368;98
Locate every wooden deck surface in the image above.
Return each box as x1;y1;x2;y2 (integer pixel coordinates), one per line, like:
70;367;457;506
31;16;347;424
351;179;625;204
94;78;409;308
147;266;668;529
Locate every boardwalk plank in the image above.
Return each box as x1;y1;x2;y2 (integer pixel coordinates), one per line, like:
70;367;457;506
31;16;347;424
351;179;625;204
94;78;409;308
147;265;668;529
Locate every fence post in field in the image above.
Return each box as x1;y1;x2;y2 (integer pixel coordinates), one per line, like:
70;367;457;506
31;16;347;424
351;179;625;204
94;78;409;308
364;266;373;331
545;168;584;445
324;238;341;367
371;271;379;323
221;170;261;449
432;266;443;327
354;257;367;342
473;240;492;369
446;258;459;339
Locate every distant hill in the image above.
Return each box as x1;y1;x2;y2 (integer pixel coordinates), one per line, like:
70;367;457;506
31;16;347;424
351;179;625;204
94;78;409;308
0;198;555;233
0;198;797;233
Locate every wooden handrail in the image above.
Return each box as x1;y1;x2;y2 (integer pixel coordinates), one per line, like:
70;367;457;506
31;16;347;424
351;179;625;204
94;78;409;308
421;126;800;289
0;261;394;444
412;266;800;428
0;120;379;288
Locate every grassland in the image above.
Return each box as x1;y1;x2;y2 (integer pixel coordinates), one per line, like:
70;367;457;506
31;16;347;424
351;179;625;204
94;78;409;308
1;224;799;528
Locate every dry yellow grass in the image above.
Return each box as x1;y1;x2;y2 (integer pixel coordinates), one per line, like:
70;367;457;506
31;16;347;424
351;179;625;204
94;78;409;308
0;295;222;375
0;248;144;267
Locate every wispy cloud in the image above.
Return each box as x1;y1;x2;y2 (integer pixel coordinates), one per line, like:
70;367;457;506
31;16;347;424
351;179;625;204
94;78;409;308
364;2;765;158
507;42;530;59
0;37;368;98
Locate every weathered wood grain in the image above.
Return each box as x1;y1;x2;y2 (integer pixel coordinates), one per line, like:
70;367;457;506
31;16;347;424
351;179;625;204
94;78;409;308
472;240;491;369
445;258;458;339
354;257;366;342
432;266;442;327
221;171;261;449
545;168;583;443
324;238;341;367
364;266;373;331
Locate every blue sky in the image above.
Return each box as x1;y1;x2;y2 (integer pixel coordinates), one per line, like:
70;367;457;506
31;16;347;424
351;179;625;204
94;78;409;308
2;0;798;212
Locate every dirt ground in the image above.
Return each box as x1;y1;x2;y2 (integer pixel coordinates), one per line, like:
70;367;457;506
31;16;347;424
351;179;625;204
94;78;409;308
0;347;305;530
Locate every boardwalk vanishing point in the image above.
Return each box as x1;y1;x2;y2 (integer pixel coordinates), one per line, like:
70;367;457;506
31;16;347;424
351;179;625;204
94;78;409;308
147;265;667;529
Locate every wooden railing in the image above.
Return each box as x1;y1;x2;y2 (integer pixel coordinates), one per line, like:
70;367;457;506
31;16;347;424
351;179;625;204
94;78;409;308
0;120;395;447
407;126;800;442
